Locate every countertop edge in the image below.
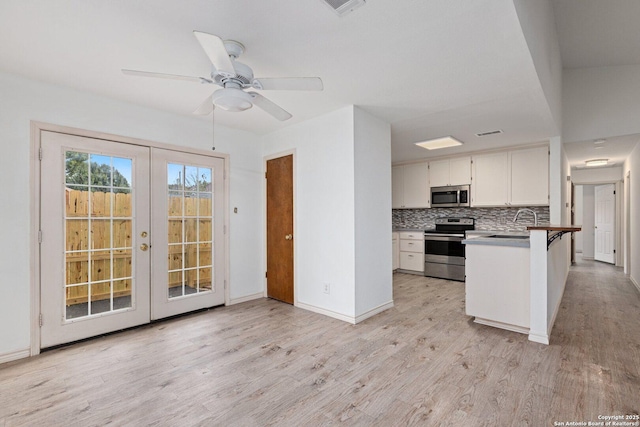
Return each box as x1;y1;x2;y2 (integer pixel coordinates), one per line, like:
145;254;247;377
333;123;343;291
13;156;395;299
527;225;582;232
462;237;530;248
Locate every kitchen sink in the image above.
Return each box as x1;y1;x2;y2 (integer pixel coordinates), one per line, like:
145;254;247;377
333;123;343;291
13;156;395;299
488;235;529;239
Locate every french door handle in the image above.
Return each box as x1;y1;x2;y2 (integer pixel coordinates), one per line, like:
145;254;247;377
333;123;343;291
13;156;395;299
285;234;293;240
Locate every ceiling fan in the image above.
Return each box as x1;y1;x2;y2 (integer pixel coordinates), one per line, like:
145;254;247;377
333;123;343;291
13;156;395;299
123;31;323;121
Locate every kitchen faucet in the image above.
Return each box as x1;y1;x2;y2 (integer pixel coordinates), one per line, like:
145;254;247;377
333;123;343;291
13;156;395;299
513;208;538;226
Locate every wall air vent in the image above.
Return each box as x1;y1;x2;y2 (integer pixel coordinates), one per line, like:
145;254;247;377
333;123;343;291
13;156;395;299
475;130;503;137
321;0;366;16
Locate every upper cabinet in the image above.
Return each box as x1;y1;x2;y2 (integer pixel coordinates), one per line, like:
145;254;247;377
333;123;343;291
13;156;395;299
471;152;509;206
509;146;549;206
429;156;471;187
472;145;549;207
392;162;429;208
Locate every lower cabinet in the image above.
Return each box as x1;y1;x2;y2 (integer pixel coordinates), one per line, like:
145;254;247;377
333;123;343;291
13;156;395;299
398;232;424;273
400;252;423;271
392;232;399;271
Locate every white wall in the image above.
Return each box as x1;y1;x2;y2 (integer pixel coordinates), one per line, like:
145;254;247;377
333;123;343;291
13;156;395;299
549;137;563;223
512;0;563;133
0;72;264;358
353;107;392;317
261;107;357;318
261;106;394;321
582;185;595;259
624;143;640;288
563;65;640;143
574;185;583;252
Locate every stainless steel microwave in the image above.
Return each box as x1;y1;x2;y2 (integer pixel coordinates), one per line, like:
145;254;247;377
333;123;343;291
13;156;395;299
430;185;470;208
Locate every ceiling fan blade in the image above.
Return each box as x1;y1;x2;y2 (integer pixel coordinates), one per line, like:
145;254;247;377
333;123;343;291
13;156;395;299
193;95;214;115
248;92;292;121
252;77;323;91
122;69;212;84
193;31;236;77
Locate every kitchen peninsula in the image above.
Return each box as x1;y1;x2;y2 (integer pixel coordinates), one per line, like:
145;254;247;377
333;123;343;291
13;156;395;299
463;225;581;345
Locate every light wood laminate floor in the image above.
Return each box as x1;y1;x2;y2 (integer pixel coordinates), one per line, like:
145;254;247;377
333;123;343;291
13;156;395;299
1;258;638;426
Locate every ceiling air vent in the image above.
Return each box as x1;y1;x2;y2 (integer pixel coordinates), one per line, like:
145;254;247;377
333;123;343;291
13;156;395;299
475;129;503;137
321;0;366;16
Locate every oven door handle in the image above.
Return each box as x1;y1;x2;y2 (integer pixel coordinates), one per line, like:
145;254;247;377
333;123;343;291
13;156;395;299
424;234;464;241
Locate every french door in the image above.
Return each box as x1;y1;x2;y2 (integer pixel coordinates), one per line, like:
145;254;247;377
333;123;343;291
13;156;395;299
150;148;225;319
40;131;225;348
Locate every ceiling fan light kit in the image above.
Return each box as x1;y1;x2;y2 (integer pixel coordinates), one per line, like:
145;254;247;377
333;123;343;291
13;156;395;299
212;88;253;112
122;31;323;121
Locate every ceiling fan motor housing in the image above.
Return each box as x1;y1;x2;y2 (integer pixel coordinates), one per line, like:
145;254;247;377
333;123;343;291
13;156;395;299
213;60;253;86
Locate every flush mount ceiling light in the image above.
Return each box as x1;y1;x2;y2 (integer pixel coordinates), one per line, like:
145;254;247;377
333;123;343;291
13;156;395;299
415;136;463;150
593;139;607;144
585;159;608;167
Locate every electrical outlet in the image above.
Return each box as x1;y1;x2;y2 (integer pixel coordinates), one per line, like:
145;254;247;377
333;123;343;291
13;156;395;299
323;283;330;294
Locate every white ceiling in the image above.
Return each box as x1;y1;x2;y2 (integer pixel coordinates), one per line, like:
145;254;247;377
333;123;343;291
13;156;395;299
0;0;638;166
553;0;640;69
552;0;640;168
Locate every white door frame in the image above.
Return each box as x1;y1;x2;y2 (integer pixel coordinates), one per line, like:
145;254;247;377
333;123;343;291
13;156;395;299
594;183;616;264
625;171;631;275
30;121;230;356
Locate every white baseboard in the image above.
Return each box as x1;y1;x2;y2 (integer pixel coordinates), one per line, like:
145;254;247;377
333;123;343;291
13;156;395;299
296;302;357;324
0;349;30;365
296;300;394;324
528;332;549;345
581;256;594;260
227;292;264;306
474;317;529;335
631;276;640;294
548;284;566;337
354;301;394;324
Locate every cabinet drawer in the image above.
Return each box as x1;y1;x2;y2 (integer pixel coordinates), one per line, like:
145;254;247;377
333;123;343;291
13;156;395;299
399;252;424;271
399;232;423;240
400;239;423;253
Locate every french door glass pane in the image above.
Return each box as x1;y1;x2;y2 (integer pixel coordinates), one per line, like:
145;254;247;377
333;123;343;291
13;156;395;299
64;151;134;320
167;163;214;298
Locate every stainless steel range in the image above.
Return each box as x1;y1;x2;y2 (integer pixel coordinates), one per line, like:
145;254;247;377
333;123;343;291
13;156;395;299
424;218;475;282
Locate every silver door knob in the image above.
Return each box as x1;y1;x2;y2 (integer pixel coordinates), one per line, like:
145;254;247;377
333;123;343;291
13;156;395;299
140;243;149;251
285;234;293;240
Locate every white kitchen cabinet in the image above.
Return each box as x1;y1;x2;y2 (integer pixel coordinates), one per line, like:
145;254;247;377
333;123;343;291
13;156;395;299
509;146;549;206
400;252;424;271
472;146;548;207
392;232;399;271
429;157;471;187
465;243;530;333
471;152;509;206
398;231;424;273
392;163;429;208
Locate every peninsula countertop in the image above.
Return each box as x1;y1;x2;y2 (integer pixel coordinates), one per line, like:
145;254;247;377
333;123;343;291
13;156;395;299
462;230;531;248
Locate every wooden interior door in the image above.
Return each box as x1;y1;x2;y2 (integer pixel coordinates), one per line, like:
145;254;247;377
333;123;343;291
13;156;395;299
266;155;294;304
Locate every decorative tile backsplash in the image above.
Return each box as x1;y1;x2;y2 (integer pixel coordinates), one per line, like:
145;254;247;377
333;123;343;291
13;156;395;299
392;206;550;231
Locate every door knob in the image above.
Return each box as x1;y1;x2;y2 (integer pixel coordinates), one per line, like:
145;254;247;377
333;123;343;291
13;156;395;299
140;231;148;238
140;243;149;251
285;234;293;240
